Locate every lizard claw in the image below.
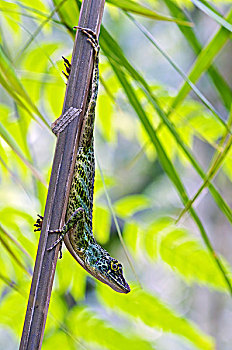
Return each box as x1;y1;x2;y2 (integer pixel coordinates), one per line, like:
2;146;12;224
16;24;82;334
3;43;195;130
59;242;63;259
34;214;43;232
62;56;71;80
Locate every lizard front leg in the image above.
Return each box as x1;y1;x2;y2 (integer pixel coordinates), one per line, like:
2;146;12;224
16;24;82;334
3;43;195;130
47;207;85;251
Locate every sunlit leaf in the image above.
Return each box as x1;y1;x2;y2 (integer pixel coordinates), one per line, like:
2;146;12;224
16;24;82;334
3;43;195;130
0;122;47;185
159;227;232;291
163;0;232;111
123;220;139;254
170;7;232;113
0;291;28;335
97;88;116;143
93;205;111;244
97;284;214;350
56;252;87;300
67;306;156;350
100;26;232;226
114;194;150;219
223;147;232;181
0;45;49;128
107;0;193;26
53;0;79;28
1;3;21;36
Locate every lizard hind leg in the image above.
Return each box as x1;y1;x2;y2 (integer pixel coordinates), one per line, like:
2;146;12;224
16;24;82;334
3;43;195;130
47;207;85;252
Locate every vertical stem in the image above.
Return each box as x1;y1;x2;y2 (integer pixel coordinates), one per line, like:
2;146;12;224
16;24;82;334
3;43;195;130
19;1;105;349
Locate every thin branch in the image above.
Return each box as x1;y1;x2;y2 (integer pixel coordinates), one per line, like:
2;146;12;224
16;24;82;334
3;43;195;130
19;1;105;349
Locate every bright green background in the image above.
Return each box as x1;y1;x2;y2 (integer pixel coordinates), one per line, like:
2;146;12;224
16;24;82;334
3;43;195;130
0;0;232;349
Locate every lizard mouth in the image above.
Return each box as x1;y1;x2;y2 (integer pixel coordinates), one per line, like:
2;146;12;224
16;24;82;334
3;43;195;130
108;275;131;294
90;268;131;294
92;270;131;293
111;281;131;294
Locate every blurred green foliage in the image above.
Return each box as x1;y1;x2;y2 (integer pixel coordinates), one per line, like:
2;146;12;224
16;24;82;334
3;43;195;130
0;0;232;349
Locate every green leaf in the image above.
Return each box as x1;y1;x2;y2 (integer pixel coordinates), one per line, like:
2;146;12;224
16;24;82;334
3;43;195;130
223;147;232;181
107;0;192;26
106;58;232;294
163;0;232;110
22;42;60;74
159;227;232;291
19;0;49;13
94;170;115;196
1;3;21;35
127;13;228;132
123;220;139;254
170;7;232;113
0;290;28;335
97;87;116;143
0;104;31;161
0;233;29;275
0;207;35;256
114;194;150;219
68;306;155;350
46;291;68;333
44;64;66;118
43;330;74;350
136;218;232;291
56;252;87;300
192;0;232;32
0;223;31;260
100;27;232;226
0;46;49;128
97;284;214;350
0;122;46;185
93;205;111;244
53;0;79;28
174;101;224;143
143;217;172;260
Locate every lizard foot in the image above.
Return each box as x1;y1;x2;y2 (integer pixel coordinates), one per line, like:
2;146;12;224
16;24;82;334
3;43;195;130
47;229;64;258
62;56;71;79
34;214;43;232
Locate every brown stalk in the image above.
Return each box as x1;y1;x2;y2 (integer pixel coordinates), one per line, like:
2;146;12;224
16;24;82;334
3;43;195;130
19;0;105;348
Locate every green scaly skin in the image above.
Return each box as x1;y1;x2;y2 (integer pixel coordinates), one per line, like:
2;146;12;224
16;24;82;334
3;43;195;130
48;28;130;294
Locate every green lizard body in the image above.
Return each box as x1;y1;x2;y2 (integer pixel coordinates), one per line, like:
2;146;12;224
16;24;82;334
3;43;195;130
48;28;130;294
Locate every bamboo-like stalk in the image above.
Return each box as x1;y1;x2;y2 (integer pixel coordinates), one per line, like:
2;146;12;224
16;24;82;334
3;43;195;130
19;1;105;349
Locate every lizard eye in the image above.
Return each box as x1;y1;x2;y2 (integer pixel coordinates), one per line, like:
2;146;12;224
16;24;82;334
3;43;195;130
111;261;118;271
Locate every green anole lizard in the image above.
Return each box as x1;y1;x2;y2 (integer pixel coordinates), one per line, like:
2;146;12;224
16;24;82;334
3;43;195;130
35;27;130;294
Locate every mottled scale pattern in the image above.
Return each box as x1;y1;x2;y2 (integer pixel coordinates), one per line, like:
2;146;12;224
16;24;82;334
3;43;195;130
66;44;99;255
67;141;96;249
52;28;130;293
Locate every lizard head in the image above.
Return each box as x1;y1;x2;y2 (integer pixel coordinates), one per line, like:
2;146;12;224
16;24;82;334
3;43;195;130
87;254;131;294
